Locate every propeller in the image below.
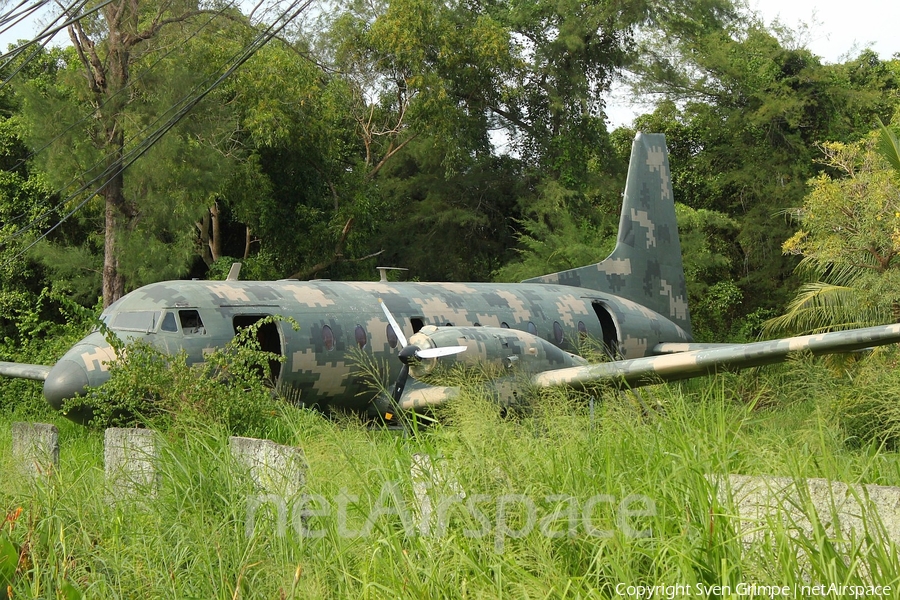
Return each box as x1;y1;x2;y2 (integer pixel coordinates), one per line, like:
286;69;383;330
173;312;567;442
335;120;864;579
378;299;466;405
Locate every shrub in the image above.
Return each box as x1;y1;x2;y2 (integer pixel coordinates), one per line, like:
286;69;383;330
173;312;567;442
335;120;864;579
64;318;293;436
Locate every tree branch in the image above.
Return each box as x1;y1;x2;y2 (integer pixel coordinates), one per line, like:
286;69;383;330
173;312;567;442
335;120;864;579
287;218;383;279
366;132;418;180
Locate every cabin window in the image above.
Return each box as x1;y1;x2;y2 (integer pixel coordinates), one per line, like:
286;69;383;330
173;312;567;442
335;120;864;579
473;322;481;327
179;310;205;334
322;325;335;351
112;310;161;332
577;321;587;339
386;324;398;349
500;322;509;329
355;325;367;348
161;312;178;332
410;318;424;333
553;321;564;344
527;322;537;336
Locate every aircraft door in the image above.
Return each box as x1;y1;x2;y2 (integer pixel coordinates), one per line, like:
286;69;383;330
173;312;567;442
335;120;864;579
591;302;620;359
232;315;285;383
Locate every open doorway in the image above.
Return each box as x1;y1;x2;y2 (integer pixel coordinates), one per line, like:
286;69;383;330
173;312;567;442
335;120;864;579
233;315;283;382
591;302;620;359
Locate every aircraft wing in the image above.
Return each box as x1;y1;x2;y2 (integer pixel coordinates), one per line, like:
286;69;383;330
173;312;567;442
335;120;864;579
532;323;900;389
0;361;52;381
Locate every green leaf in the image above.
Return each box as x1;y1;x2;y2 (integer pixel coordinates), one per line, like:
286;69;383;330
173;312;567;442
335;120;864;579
876;117;900;175
58;582;83;600
0;536;18;586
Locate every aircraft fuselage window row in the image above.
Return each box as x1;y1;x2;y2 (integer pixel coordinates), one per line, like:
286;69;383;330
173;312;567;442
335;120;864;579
112;310;604;350
315;318;593;352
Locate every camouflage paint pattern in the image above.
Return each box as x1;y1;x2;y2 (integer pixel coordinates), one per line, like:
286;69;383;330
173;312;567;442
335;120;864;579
524;132;691;336
405;324;588;379
532;324;900;389
42;276;687;414
11;131;900;423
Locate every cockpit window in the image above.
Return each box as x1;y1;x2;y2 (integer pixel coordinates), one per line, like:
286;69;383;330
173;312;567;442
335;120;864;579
161;312;178;332
179;310;205;334
111;311;161;332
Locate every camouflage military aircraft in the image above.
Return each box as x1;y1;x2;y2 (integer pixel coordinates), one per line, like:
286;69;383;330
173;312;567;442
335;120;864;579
3;132;900;424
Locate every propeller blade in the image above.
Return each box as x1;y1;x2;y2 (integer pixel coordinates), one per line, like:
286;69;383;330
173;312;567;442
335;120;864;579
392;364;410;402
416;345;467;359
379;299;408;349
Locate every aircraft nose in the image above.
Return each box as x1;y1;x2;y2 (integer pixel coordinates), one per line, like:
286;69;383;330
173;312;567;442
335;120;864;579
43;359;90;411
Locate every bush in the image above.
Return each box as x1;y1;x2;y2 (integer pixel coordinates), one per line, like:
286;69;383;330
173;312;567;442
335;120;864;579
64;318;293;436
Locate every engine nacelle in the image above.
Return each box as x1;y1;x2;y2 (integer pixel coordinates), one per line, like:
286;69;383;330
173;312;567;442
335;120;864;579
406;325;587;379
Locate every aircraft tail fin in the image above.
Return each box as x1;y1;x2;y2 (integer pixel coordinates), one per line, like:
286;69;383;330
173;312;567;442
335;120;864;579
523;132;691;336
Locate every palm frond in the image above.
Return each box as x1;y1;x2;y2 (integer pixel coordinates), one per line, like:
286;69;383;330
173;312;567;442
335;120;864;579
876;117;900;175
763;281;889;337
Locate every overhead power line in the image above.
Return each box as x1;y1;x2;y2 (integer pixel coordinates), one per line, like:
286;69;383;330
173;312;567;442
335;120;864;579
3;0;316;266
0;0;247;230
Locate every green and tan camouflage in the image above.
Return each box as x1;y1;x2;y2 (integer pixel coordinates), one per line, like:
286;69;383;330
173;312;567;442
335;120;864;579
524;133;691;336
532;323;900;389
3;132;900;423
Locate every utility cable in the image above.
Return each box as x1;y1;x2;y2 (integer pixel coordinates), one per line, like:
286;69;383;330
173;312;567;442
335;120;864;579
0;0;248;229
3;0;314;264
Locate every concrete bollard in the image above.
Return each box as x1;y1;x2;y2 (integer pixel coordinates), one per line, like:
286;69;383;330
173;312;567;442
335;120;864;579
105;428;159;498
231;437;307;538
230;436;306;499
410;453;464;536
11;422;59;477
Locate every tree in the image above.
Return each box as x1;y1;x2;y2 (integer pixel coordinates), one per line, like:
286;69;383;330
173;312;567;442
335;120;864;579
322;0;736;282
624;25;899;335
14;1;304;305
373;138;524;282
765;133;900;335
64;0;219;304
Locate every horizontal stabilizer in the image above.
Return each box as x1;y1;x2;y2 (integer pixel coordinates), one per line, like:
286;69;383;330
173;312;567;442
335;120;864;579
533;323;900;389
0;361;52;381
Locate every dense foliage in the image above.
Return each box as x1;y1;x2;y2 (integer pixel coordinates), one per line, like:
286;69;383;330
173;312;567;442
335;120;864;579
1;6;900;597
0;0;897;344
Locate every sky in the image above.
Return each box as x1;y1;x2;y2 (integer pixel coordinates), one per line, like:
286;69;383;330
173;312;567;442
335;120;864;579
606;0;900;127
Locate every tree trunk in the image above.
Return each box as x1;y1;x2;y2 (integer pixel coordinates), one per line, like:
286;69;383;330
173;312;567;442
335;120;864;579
210;202;222;262
99;132;128;307
99;4;130;306
102;189;125;307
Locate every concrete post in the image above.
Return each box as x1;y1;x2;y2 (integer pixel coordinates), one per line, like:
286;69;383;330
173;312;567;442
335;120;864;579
104;428;158;498
11;422;59;477
230;436;306;498
710;474;900;545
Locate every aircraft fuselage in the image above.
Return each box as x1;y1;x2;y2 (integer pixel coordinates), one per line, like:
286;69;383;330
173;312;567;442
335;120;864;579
42;279;691;416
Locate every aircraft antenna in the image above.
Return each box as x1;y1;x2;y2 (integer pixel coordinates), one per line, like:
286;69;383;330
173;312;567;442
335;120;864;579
376;267;408;282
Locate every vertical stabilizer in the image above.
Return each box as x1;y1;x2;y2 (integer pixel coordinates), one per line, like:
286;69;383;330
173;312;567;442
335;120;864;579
523;132;691;336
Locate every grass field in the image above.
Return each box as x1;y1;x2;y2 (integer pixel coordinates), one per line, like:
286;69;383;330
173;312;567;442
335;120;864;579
1;358;900;599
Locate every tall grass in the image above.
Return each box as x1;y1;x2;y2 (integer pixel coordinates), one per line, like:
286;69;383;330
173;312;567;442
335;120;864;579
1;362;899;598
